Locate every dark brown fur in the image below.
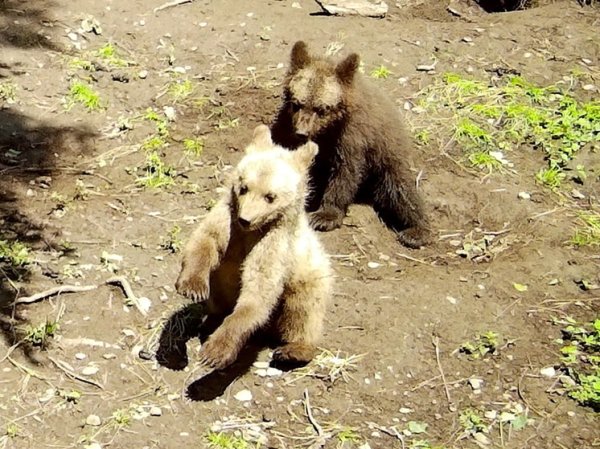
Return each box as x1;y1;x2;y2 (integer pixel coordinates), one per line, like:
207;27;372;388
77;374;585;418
271;41;431;248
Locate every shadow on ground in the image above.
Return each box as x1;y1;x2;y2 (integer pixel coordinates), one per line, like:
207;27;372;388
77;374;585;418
0;107;95;362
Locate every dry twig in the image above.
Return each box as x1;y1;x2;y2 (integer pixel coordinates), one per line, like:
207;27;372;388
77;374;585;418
154;0;192;13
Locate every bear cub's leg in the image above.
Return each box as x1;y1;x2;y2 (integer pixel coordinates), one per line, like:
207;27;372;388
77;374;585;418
273;277;328;366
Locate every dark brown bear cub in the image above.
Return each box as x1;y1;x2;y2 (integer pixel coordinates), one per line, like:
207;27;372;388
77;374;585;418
270;41;431;248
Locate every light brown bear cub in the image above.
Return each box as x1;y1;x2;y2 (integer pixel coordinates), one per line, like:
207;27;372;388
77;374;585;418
175;125;332;370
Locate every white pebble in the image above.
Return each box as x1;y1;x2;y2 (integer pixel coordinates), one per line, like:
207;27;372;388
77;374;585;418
367;261;381;269
81;366;99;376
518;191;531;200
75;353;87;360
446;296;457;305
469;378;484;390
86;415;102;426
234;389;252;402
253;361;269;369
540;366;556;378
150;406;162;416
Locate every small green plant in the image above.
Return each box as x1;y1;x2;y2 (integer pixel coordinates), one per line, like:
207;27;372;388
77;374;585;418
69;58;95;71
468;151;504;172
571;211;600;247
535;167;565;190
24;319;60;348
5;423;19;438
111;409;132;428
67;81;103;110
459;408;488;435
0;239;31;267
57;389;82;404
205;432;251;449
414;130;430;146
370;65;391;79
143;108;170;138
96;43;128;67
136;152;175;189
336;427;361;445
161;225;182;253
168;78;194;102
183;138;204;157
141;135;167;152
554;317;599;410
0;81;17;103
459;331;499;359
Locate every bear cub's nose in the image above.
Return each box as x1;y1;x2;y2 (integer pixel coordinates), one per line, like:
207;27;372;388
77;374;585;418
238;217;251;229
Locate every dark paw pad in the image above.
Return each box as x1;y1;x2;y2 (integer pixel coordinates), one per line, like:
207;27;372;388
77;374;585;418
309;208;344;232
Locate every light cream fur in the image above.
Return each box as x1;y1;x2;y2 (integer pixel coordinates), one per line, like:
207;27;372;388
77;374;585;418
175;125;332;369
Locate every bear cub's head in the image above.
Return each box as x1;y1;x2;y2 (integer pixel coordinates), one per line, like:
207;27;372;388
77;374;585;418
233;125;318;231
283;40;360;139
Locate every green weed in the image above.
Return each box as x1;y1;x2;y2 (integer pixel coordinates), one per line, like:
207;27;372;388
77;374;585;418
205;432;251;449
0;81;17;103
571;211;600;247
110;409;131;428
143;108;169;138
554;317;599;410
96;43;128;67
0;239;31;267
141;135;167;152
183;138;204;157
336;427;361;445
415;72;600;185
468;150;504;172
168;78;194;102
136;152;175;189
459;408;487;434
67;81;103;110
5;423;19;438
24;319;60;348
161;225;182;253
370;65;392;79
69;58;95;71
415;130;431;146
459;331;499;359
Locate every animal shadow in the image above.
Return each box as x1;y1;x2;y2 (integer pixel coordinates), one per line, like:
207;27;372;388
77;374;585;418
155;302;267;402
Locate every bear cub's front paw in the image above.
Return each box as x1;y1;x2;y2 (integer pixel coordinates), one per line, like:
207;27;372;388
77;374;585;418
309;207;344;231
175;265;210;302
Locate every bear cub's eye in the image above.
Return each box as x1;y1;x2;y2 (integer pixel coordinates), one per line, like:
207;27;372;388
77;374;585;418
264;193;276;204
239;185;248;195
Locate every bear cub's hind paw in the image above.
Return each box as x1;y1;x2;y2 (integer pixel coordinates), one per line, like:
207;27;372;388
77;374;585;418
397;226;431;249
273;342;317;368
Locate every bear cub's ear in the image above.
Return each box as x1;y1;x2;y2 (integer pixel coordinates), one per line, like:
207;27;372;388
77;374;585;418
246;124;273;154
290;41;310;73
335;53;360;86
292;141;319;171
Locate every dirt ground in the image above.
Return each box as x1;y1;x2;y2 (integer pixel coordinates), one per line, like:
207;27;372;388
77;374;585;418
0;0;599;448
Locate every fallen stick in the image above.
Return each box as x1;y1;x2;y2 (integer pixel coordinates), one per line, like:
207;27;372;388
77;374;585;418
14;277;149;316
154;0;192;13
432;335;453;408
48;356;104;389
14;285;98;304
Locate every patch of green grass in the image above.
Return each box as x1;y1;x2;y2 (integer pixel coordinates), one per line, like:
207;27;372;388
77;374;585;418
370;65;392;79
336;427;361;445
571;211;600;247
414;130;430;146
468;150;504;172
96;43;128;67
67;81;103;110
143;108;169;138
415;72;600;184
183;138;204;157
0;239;31;268
136;152;175;189
69;58;95;71
141;135;167;152
168;78;194;102
24;319;59;348
554;317;599;410
535;167;566;190
0;81;17;103
459;331;499;359
205;432;251;449
57;389;82;404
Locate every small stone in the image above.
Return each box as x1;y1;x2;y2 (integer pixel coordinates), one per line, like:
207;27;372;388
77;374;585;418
581;58;592;65
253;361;269;369
469;378;484;390
571;189;585;199
265;367;282;377
199;22;207;27
315;0;388;17
150;406;162;416
84;444;102;449
582;84;596;91
567;411;576;417
518;191;531;200
255;368;267;377
86;415;102;426
367;261;381;269
462;36;473;43
234;389;252;402
138;70;148;79
524;52;532;58
103;353;117;359
138;349;153;361
540;366;556;378
399;407;412;414
75;353;87;360
67;32;79;41
446;295;457;305
82;366;99;376
484;410;497;420
473;432;491;445
292;1;302;7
